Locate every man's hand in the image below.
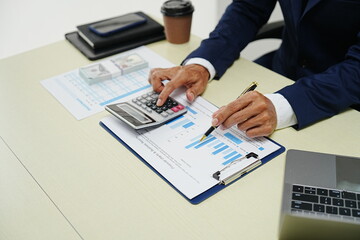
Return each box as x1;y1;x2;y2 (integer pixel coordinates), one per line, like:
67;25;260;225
212;91;277;138
148;64;209;106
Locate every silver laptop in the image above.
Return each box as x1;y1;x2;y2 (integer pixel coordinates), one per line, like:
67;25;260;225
279;149;360;239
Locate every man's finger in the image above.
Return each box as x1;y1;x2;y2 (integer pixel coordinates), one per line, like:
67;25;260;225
242;124;274;138
149;68;168;92
212;106;225;118
212;97;251;126
186;90;195;102
185;81;207;102
156;80;183;106
221;99;265;129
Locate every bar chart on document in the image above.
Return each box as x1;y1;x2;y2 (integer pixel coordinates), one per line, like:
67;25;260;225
100;96;281;199
165;116;274;167
41;47;173;120
138;96;281;178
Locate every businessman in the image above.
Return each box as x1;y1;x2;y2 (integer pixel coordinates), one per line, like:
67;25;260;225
149;0;360;138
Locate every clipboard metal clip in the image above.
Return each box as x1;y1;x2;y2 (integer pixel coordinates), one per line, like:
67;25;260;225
212;152;261;185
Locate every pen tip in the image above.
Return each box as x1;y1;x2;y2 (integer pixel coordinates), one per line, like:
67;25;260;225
200;135;206;142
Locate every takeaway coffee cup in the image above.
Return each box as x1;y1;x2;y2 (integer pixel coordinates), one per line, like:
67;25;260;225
161;0;194;44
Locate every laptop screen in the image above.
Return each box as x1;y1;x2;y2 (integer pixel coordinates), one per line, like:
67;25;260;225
336;155;360;193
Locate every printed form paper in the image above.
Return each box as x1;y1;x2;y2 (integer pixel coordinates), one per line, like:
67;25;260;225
100;91;281;200
41;46;172;120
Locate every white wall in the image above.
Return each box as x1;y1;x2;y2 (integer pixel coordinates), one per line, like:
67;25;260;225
0;0;218;59
0;0;283;61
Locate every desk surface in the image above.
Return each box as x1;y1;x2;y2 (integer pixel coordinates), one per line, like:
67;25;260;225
1;36;359;240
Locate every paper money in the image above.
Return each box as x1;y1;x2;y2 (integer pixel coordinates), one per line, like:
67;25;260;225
79;61;121;84
79;53;148;84
112;53;148;75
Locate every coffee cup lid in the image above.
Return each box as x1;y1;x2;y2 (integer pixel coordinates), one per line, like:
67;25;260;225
161;0;194;17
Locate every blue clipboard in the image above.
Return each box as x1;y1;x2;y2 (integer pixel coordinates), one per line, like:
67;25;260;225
100;121;285;204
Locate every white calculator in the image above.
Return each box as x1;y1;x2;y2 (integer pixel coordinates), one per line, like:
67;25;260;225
105;90;187;129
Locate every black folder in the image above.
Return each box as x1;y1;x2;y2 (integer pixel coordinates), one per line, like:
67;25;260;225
65;12;165;60
65;31;165;60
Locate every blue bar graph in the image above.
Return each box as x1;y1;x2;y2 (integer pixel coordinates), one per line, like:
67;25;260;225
194;137;216;149
170;119;190;129
212;145;229;155
165;115;184;125
224;132;243;144
186;106;197;114
222;148;233;155
185;140;200;149
214;143;225;149
224;151;238;159
190;134;204;142
183;130;247;164
183;121;195;128
222;153;242;165
207;139;220;147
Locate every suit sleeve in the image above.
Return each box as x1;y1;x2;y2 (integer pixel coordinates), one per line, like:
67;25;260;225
185;0;277;79
277;31;360;129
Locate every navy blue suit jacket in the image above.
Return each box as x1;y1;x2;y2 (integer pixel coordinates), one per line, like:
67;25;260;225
186;0;360;129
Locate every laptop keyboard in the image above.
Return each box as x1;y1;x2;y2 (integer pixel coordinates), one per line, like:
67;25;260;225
291;184;360;222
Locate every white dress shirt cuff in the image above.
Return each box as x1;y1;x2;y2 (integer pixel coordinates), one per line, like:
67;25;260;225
264;93;298;129
183;58;216;81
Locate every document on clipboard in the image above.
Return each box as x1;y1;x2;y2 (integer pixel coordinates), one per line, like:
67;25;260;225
100;88;285;204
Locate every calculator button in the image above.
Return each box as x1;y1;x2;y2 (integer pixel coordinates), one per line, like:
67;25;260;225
176;104;185;110
141;104;147;109
166;109;174;115
135;101;142;105
155;109;163;113
171;107;179;112
146;107;152;113
140;99;147;103
161;112;168;117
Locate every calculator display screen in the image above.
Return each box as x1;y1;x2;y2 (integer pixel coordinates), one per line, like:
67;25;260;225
117;104;152;124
